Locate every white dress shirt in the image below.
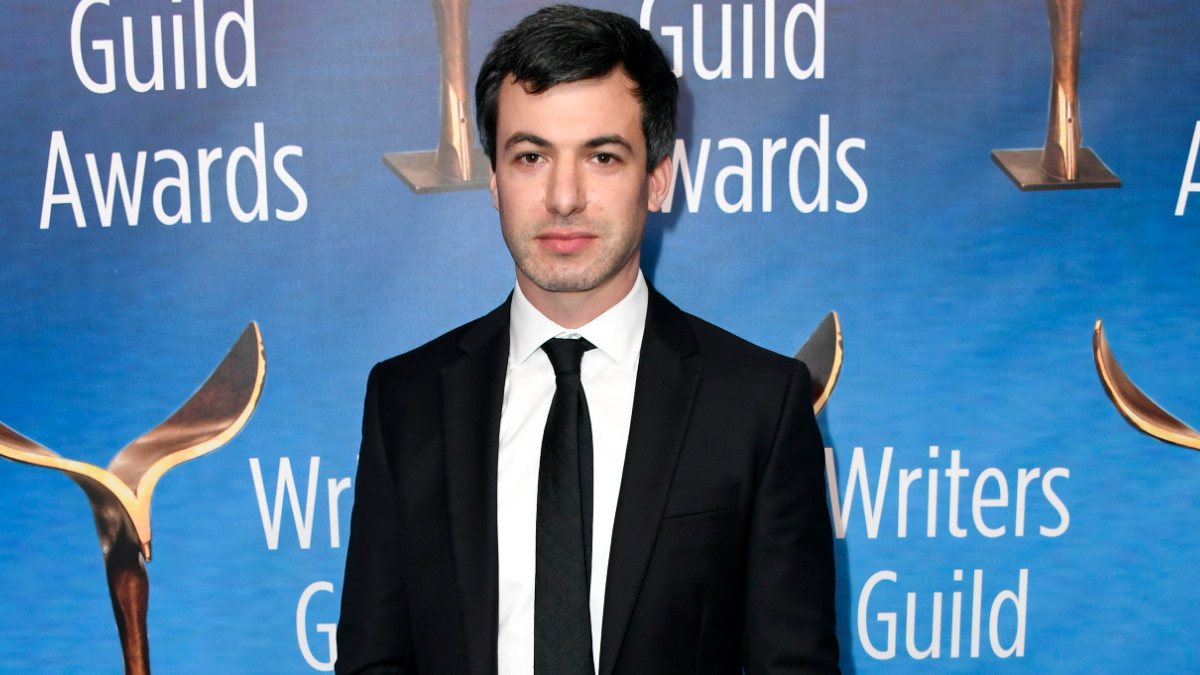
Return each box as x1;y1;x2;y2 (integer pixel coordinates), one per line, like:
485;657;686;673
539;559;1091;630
496;272;647;675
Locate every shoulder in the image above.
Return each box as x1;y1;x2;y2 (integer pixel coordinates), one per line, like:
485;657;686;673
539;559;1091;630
689;313;800;370
369;298;510;389
650;288;810;387
687;312;812;396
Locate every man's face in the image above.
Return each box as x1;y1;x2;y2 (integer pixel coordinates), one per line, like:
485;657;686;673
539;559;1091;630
490;70;671;302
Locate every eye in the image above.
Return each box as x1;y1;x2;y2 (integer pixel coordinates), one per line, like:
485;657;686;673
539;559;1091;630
515;152;542;165
593;152;619;165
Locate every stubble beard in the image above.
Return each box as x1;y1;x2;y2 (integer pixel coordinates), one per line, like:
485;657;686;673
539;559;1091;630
505;218;643;294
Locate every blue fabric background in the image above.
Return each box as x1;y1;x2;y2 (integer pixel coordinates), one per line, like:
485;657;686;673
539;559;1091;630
1;0;1197;671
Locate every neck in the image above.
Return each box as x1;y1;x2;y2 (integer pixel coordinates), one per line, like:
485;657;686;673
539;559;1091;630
517;266;640;329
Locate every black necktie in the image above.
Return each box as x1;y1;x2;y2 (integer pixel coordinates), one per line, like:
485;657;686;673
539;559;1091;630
534;337;596;675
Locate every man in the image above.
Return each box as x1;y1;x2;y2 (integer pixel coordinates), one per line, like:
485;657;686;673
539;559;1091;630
336;5;839;674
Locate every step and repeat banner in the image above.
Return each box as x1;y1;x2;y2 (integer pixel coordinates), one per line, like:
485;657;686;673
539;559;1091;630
2;0;1198;672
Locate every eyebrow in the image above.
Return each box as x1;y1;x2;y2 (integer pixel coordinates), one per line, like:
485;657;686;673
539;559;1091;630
583;135;634;153
502;132;635;154
503;132;550;151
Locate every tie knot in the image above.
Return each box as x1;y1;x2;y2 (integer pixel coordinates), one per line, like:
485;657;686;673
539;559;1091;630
541;337;594;375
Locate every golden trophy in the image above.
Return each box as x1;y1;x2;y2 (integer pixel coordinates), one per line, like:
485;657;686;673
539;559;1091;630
384;0;490;193
992;0;1120;190
0;323;266;673
1094;321;1199;451
796;312;844;415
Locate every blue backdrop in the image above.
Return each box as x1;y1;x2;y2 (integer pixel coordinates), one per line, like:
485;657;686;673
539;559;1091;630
1;0;1198;672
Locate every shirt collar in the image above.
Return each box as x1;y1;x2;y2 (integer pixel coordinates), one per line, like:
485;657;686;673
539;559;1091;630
509;271;648;372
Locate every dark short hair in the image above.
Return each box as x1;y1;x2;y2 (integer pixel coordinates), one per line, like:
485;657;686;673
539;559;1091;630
475;4;678;171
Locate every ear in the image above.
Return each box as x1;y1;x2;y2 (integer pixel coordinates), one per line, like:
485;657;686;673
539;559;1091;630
646;155;671;212
489;164;500;211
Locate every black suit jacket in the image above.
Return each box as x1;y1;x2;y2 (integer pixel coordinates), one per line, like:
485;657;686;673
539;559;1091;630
336;287;839;674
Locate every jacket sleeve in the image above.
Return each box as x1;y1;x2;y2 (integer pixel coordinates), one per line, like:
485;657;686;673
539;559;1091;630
742;359;841;674
335;365;418;674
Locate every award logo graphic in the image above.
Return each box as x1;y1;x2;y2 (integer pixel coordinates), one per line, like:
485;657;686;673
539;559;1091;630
0;323;266;674
384;0;490;193
796;311;843;414
1094;320;1199;450
992;0;1121;191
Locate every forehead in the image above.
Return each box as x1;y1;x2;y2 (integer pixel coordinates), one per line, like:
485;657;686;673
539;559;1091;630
496;71;645;148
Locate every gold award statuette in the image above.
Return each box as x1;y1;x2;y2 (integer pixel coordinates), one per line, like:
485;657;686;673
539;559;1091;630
384;0;490;193
0;323;267;674
795;311;843;415
992;0;1120;191
1094;320;1200;451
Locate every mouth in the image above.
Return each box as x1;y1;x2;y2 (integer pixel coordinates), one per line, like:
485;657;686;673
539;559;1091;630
536;229;597;255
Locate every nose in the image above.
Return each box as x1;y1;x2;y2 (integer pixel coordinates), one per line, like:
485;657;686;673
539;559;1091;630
545;160;585;216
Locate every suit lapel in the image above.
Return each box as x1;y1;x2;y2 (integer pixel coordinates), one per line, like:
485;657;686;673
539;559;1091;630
441;300;510;675
598;289;701;675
